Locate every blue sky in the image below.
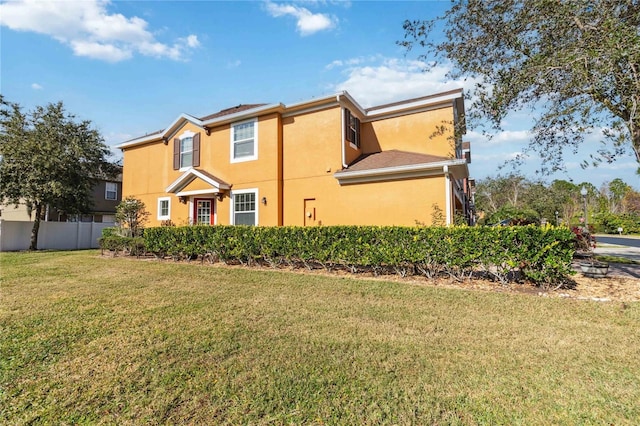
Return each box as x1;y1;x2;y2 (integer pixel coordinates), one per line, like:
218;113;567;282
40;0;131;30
1;0;638;190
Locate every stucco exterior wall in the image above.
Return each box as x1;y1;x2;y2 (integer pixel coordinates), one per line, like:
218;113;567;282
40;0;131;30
123;114;283;227
283;175;447;226
119;90;468;229
363;106;456;157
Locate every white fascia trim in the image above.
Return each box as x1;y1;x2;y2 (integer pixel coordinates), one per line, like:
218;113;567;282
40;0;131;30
364;89;463;121
334;91;367;116
115;133;161;149
202;103;284;127
334;158;467;184
116;113;204;149
282;91;366;118
281;101;340;118
166;168;231;194
176;188;222;197
285;91;348;112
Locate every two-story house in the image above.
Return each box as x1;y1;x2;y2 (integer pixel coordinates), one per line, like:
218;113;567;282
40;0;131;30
0;174;122;223
116;89;472;227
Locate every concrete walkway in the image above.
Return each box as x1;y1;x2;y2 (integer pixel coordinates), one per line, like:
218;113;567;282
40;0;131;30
594;246;640;263
586;246;640;279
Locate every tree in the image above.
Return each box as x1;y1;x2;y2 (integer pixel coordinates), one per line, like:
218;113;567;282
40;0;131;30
0;97;117;250
474;173;530;219
115;197;149;237
607;178;632;213
622;189;640;214
401;1;640;173
548;180;580;225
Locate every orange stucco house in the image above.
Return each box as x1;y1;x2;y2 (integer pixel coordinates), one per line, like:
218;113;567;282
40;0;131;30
116;89;473;227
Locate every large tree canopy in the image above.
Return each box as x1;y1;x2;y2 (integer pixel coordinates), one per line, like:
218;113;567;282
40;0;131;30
0;96;117;249
401;0;640;173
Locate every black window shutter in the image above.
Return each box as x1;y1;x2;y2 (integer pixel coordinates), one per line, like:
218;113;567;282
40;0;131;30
355;117;361;148
192;133;200;167
344;109;351;142
173;138;180;170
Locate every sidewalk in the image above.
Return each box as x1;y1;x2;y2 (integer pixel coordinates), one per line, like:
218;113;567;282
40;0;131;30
588;246;640;279
594;246;640;262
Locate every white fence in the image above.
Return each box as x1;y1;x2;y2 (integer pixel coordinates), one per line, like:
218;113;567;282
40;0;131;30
0;220;114;251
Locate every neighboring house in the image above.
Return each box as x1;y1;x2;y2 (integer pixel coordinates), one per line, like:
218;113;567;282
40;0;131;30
116;89;473;227
0;175;123;223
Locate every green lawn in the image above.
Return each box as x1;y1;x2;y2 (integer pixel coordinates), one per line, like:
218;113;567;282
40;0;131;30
2;250;639;425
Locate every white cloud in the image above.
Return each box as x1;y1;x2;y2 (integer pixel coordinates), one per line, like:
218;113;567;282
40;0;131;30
265;2;337;36
466;129;531;147
0;0;199;62
31;83;43;90
70;40;132;62
328;57;477;108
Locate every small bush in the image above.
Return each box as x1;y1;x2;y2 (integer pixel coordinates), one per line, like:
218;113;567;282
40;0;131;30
98;235;145;257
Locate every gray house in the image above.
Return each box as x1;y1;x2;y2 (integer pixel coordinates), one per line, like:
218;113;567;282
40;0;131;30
0;174;122;223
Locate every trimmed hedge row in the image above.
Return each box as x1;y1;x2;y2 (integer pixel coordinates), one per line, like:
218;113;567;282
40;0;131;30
141;225;576;286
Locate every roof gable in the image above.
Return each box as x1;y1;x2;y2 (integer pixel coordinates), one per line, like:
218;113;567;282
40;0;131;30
165;168;231;195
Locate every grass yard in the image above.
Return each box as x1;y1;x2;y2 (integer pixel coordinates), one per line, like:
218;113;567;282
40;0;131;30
1;250;639;425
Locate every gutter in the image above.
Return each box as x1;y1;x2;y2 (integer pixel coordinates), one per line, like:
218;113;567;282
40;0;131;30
338;94;348;169
334;158;467;183
444;165;451;225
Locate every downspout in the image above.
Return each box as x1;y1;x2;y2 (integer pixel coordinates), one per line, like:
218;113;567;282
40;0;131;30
338;94;348;169
444;165;451;225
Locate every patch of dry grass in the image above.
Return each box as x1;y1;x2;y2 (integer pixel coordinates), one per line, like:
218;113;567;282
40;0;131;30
2;250;640;424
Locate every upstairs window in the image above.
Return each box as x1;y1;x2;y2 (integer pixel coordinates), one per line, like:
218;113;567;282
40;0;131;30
231;119;257;162
105;182;117;200
344;109;361;148
173;131;200;170
180;137;193;168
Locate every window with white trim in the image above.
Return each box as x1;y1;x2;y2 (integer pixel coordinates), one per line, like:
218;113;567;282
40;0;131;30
232;190;257;225
158;197;171;221
180;137;193;168
105;182;117;200
173;131;200;170
231;119;257;162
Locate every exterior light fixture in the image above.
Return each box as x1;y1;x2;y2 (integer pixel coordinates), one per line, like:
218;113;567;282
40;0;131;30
261;197;267;205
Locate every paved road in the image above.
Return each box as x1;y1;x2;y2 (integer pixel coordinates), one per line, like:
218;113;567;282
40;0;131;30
596;235;640;248
587;237;640;278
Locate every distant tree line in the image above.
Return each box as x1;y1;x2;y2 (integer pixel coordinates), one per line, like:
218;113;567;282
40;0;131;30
475;174;640;233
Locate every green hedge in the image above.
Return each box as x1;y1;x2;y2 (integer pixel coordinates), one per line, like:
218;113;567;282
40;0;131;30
142;225;576;287
98;235;145;257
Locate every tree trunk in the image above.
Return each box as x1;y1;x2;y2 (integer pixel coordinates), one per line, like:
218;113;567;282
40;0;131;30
30;202;43;251
633;126;640;166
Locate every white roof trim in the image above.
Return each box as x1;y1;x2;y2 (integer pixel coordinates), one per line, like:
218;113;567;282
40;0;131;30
117;88;465;149
364;90;463;120
176;188;222;197
334;158;468;185
201;103;284;127
165;168;231;194
116;113;204;149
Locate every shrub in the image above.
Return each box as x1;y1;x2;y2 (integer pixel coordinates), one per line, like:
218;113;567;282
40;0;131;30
143;225;575;287
98;235;145;257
